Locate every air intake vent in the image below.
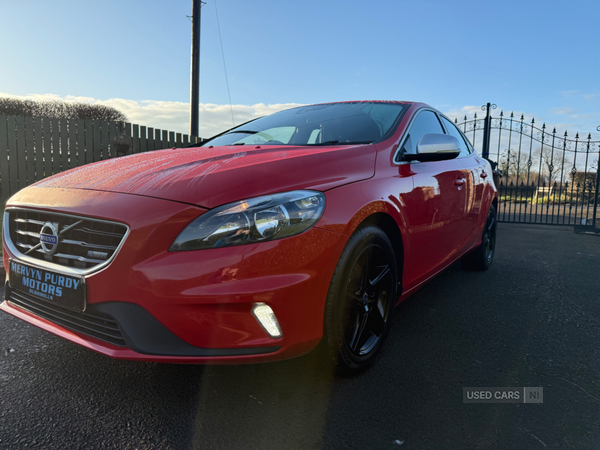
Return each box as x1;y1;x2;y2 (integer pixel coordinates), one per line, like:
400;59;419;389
8;288;127;347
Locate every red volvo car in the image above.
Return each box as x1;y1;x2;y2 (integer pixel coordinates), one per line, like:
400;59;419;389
2;101;497;373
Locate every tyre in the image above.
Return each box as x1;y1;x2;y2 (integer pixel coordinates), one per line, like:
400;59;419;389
322;226;398;375
461;204;497;271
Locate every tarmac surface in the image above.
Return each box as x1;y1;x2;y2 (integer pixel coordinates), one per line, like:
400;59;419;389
1;223;600;449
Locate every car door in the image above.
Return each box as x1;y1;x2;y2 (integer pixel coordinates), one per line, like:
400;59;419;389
439;115;485;248
395;109;471;288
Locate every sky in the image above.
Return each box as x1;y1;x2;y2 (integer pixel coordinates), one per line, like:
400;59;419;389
1;0;599;139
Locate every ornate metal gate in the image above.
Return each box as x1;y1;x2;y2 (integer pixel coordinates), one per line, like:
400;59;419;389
454;104;600;231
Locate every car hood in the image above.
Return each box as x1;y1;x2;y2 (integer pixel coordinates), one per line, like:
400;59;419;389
33;144;376;208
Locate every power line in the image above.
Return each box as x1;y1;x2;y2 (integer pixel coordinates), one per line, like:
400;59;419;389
213;0;235;127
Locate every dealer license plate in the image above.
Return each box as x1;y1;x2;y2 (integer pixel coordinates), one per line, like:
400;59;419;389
8;259;86;312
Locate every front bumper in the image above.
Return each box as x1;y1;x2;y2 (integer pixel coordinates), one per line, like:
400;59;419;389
2;187;348;363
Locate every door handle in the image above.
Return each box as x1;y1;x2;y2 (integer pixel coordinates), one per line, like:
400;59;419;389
454;178;466;187
481;172;488;178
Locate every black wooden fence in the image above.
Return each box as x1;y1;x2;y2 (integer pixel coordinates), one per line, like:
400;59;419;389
0;115;202;201
453;104;600;232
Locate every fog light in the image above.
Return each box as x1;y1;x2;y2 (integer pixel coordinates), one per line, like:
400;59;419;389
252;303;282;338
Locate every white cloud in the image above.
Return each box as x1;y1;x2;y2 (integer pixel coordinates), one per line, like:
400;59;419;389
0;92;303;138
560;90;579;97
551;107;577;115
442;105;483;121
3;93;598;142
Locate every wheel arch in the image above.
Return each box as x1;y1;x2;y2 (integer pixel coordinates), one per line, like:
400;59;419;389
353;212;405;295
320;210;406;372
317;188;409;295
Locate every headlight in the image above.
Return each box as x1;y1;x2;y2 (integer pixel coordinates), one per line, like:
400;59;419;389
170;190;326;251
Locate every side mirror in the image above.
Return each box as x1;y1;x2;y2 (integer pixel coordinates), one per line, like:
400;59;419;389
404;133;461;162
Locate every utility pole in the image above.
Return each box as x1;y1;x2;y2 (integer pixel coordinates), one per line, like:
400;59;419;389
190;0;203;137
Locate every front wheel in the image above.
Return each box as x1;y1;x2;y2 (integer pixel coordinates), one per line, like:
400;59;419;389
462;204;497;271
323;226;398;375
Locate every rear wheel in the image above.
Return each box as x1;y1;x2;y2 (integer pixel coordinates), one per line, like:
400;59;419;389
462;204;497;271
323;226;398;375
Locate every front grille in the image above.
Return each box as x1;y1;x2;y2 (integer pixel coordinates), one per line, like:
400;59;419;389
8;288;127;347
7;209;128;272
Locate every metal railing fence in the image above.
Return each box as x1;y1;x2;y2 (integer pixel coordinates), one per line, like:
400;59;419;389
453;104;600;231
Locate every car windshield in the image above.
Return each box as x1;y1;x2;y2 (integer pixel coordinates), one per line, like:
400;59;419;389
202;102;407;147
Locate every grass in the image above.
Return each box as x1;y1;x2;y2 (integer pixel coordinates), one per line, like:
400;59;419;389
500;194;599;206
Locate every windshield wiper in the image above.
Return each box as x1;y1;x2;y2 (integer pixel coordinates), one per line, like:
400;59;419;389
309;140;372;146
313;140;339;146
226;130;258;135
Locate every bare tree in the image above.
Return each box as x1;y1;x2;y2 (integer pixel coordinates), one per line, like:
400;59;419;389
533;146;563;185
0;97;127;122
499;149;530;183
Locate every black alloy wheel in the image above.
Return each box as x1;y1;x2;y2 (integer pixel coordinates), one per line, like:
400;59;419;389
323;226;398;374
344;245;392;356
462;204;497;271
482;209;496;265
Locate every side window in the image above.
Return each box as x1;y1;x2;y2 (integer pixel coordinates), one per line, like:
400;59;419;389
398;110;444;160
441;116;471;158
